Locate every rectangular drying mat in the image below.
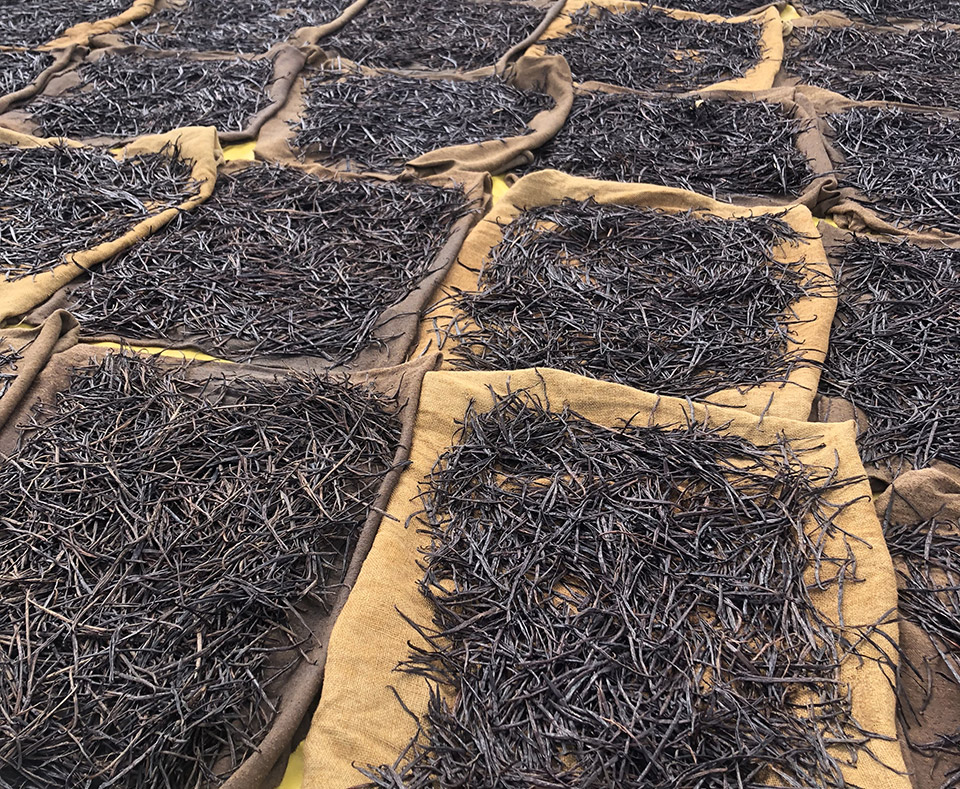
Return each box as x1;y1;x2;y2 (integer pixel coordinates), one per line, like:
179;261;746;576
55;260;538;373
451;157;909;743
0;0;155;50
795;0;960;25
874;464;960;789
415;169;835;421
255;52;573;177
812;223;960;481
0;126;220;321
798;85;960;242
0;313;440;789
526;0;784;94
779;15;960;110
518;84;837;212
633;0;784;12
0;46;76;114
91;0;364;54
24;164;487;370
305;0;564;72
300;366;908;789
0;44;306;144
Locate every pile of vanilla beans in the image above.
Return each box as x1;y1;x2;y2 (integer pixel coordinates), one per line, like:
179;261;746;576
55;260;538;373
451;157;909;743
443;199;825;398
524;93;812;198
0;142;195;281
125;0;351;52
364;391;858;788
69;165;470;361
787;26;960;107
295;70;553;171
319;0;547;70
0;352;401;788
818;237;960;472
543;6;764;90
28;53;275;139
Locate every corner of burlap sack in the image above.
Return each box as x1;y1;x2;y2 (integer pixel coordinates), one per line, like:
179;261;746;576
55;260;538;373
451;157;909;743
873;465;960;789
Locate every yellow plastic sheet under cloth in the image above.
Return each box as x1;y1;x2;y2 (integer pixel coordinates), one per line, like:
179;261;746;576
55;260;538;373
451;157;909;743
277;744;305;789
89;341;232;364
222;141;257;162
780;4;800;21
491;175;510;205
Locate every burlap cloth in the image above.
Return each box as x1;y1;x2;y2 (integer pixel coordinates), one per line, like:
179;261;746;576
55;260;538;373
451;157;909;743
412;169;836;421
22;165;488;372
0;44;306;145
797;85;960;243
0;126;221;322
255;51;574;177
875;465;960;789
300;366;908;789
525;0;784;93
0;46;77;114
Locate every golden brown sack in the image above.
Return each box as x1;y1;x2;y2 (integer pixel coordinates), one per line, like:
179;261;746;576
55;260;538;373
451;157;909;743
301;366;908;789
0;126;221;322
526;1;784;94
0;312;440;789
875;466;960;789
0;44;306;145
21;162;486;371
255;52;574;177
414;169;835;420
